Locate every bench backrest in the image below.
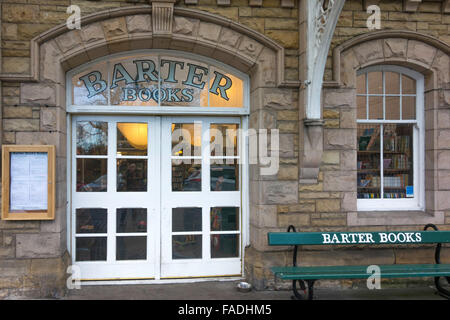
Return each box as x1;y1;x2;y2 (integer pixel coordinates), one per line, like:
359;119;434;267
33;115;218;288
268;230;450;246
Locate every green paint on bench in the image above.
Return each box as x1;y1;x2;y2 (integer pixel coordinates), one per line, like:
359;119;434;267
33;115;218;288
271;264;450;280
267;230;450;246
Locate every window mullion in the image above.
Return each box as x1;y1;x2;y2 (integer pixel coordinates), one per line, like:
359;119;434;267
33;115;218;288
380;123;384;199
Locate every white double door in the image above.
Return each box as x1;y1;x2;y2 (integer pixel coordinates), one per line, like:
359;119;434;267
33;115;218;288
72;115;242;280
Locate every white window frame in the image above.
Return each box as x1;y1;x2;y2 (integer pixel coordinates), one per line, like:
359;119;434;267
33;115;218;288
356;65;425;212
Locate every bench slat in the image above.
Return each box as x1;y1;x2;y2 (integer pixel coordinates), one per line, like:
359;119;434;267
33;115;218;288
271;264;450;280
268;230;450;246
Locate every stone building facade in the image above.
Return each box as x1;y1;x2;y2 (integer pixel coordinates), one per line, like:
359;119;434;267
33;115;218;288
0;0;449;298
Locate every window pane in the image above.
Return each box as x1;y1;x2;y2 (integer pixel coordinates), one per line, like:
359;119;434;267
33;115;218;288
357;96;366;120
116;236;147;260
211;207;239;231
76;121;108;155
385;72;400;95
383;124;413;199
117;123;148;156
210;124;239;157
402;96;416;120
76;208;107;233
171;123;202;157
117;208;147;233
117;159;147;192
172;207;202;232
368;96;383;120
356;74;366;94
76;159;107;192
209;66;244;108
109;54;159;107
357;124;381;199
211;234;239;258
368;72;383;94
402;75;416;94
76;237;107;261
385;96;400;120
172;161;201;191
73;63;108;106
210;159;239;191
172;235;202;259
160;57;209;107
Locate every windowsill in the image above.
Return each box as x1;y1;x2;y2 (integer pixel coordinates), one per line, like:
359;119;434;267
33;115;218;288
348;210;444;226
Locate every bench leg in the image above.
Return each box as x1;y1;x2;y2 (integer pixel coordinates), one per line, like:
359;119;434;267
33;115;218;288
435;277;450;299
291;280;316;300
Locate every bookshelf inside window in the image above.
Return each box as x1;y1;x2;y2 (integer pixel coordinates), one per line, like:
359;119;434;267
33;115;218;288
357;124;413;199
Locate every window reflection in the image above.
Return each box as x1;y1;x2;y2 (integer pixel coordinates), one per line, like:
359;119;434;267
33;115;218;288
117;159;147;192
172;207;202;232
76;159;107;192
76;208;107;233
172;235;202;259
76;121;108;155
172;161;201;192
117;208;147;233
76;237;107;261
117;123;148;156
210;160;239;191
210;124;239;157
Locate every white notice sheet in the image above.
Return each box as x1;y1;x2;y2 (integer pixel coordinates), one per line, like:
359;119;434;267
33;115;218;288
10;152;48;211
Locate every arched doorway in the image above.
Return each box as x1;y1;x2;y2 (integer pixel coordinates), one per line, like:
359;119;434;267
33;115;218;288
68;50;249;281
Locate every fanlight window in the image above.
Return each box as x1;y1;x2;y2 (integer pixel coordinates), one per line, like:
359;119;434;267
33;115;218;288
70;52;246;109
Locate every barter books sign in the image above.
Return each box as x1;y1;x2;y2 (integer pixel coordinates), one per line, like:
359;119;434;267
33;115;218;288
70;52;245;108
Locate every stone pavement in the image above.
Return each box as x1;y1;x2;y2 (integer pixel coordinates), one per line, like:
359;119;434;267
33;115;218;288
64;280;447;300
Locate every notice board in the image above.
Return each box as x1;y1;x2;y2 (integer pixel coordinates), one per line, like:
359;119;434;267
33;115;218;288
2;145;55;220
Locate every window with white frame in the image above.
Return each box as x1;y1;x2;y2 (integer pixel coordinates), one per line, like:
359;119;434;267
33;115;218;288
356;65;424;211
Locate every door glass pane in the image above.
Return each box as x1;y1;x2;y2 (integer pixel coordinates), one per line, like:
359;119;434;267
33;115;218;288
211;234;239;258
211;207;239;231
385;96;400;120
402;96;416;120
117;159;147;192
171;123;202;157
210;124;239;157
117;208;147;233
116;236;147;260
383;124;413;199
76;159;107;192
172;161;201;191
76;237;107;261
76;121;108;155
117;123;148;156
172;235;202;259
357;124;381;199
76;208;107;233
210;159;239;191
172;207;202;232
385;72;400;94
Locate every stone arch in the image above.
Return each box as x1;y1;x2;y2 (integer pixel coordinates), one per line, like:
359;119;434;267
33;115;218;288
0;6;294;89
327;30;450;89
321;30;450;226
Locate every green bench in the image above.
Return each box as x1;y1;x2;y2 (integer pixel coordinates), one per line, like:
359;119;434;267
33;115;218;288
268;224;450;300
